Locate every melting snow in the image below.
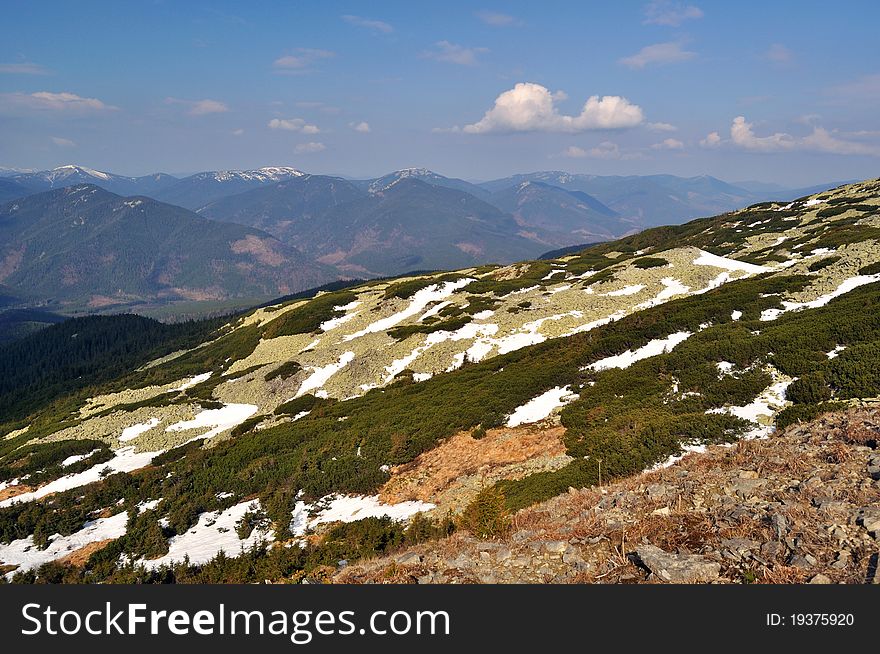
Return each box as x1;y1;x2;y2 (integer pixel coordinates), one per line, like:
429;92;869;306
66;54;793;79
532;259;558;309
170;372;212;392
603;284;645;297
0;512;128;579
344;278;473;340
826;345;846;359
165;403;258;440
760;274;880;321
60;450;99;467
119;417;160;442
693;250;767;274
0;446;162;508
295;351;355;397
707;377;791;439
319;301;361;332
290;494;435;537
506;386;579;427
587;331;692;372
142;500;273;570
731;310;743;321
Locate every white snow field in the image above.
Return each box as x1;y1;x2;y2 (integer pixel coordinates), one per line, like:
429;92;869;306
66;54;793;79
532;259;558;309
295;351;356;397
165;403;258;440
692;249;768;274
344;278;473;341
0;511;128;579
290;494;436;537
506;386;579;427
760;274;880;321
142;500;273;570
118;417;160;442
587;331;693;372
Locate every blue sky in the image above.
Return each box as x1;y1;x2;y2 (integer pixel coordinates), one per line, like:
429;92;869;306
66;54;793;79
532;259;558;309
1;0;878;185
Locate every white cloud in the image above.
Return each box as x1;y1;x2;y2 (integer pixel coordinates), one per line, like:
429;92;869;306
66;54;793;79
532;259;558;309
620;42;696;69
341;15;393;33
0;91;117;113
422;41;489;66
232;128;245;136
459;82;644;134
0;62;50;75
560;146;587;158
704;116;880;155
350;121;371;133
643;1;704;26
268;118;320;133
700;131;722;148
651;137;684;150
273;49;335;73
295;142;326;154
648;121;677;132
51;136;75;147
188;99;229;116
476;11;522;27
585;141;628;160
764;43;794;65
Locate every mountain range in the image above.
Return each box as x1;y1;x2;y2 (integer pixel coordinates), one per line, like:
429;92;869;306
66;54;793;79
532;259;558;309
0;163;851;315
0;177;877;583
0;185;334;311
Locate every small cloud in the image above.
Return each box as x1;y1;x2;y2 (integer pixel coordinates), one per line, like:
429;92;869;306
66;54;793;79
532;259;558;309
651;137;684;150
422;41;489;66
700;131;722;148
350;121;371;133
188;99;229;115
703;116;880;155
560;146;588;158
476;11;523;27
0;62;51;75
273;49;335;74
620;41;696;69
0;91;117;113
763;43;794;65
232;128;245;136
51;136;76;147
648;121;677;132
341;14;393;34
458;82;644;133
642;1;704;26
295;142;326;154
268;118;320;133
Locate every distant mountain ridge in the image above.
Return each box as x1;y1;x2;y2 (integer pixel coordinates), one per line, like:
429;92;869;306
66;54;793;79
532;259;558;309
0;185;336;311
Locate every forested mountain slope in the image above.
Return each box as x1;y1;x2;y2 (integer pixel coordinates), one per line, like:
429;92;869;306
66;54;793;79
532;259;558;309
1;178;879;583
0;185;337;311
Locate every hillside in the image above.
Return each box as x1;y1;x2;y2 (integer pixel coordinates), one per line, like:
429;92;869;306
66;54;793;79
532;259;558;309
283;177;549;276
197;174;367;242
336;407;880;584
488;181;626;244
0;185;337;311
0;178;878;583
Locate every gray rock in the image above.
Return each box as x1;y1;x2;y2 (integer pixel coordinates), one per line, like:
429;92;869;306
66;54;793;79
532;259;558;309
788;553;818;568
396;552;423;566
724;478;767;498
771;513;789;540
495;547;512;562
809;574;832;584
543;540;568;555
855;507;880;537
634;545;721;583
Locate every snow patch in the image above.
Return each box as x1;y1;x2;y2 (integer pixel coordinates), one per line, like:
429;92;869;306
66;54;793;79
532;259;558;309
506;386;579;427
587;332;692;372
165;403;258;440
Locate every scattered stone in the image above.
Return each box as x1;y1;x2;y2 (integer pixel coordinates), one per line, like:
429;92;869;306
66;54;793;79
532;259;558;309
634;545;721;583
396;552;422;565
809;573;832;584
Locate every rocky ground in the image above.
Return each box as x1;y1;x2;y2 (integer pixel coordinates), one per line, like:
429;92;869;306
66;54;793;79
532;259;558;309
335;408;880;584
